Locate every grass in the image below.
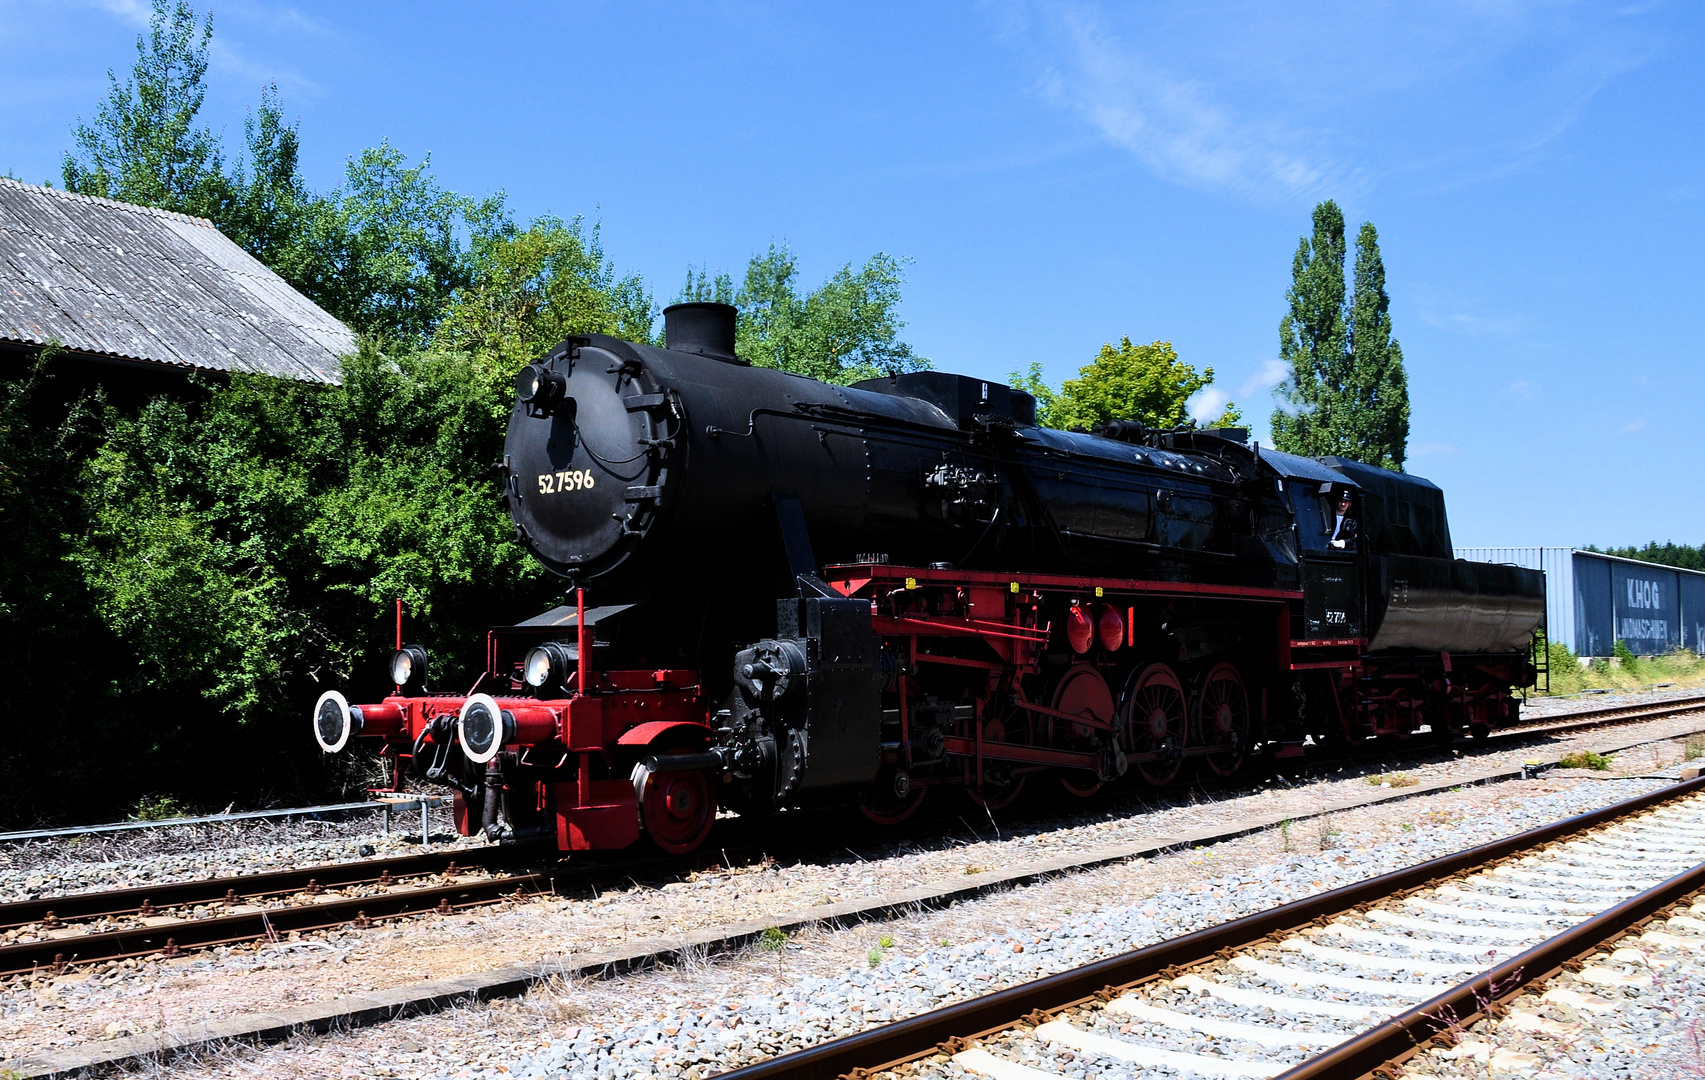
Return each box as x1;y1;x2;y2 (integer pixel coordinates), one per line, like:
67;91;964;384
1537;639;1705;696
869;934;897;968
1686;735;1705;762
1364;772;1420;788
1559;750;1614;771
757;927;790;951
1317;819;1343;851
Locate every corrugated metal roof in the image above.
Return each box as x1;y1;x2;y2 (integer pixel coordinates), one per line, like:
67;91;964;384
0;178;353;383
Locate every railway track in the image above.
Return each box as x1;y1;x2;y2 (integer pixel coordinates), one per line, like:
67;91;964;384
1502;690;1705;739
6;691;1704;981
713;776;1705;1080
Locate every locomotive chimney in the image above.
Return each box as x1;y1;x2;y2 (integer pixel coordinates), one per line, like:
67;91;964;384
663;302;741;363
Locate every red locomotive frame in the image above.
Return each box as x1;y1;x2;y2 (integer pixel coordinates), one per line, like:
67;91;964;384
329;558;1526;855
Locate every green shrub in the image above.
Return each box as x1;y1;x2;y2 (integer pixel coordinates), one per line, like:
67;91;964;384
1541;638;1586;695
1559;750;1612;771
134;794;190;821
1612;639;1639;673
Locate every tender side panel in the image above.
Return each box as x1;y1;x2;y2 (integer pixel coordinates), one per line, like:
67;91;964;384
1366;555;1545;654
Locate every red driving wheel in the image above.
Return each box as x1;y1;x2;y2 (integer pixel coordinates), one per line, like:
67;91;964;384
968;706;1028;811
640;769;716;854
1052;664;1115;797
1196;661;1251;777
1122;663;1188;786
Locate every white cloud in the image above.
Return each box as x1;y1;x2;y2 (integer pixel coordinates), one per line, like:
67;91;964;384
90;0;150;26
1623;419;1647;433
1411;285;1529;338
1241;358;1290;399
1014;1;1660;203
1034;4;1339;202
73;0;324;96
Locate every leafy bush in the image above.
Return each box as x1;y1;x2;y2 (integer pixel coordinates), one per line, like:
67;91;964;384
1559;750;1612;771
134;794;190;821
1612;639;1639;673
1530;633;1705;697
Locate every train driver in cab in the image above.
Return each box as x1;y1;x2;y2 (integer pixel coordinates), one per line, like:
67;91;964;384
1328;489;1358;550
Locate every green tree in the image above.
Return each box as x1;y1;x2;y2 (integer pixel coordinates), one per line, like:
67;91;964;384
1012;339;1239;432
219;86;318;278
1271;200;1349;458
68;341;556;743
1594;542;1705;572
61;0;229;219
1009;362;1062;428
435;215;656;407
1345;223;1409;470
1272;203;1409;469
295;144;510;345
678;245;928;384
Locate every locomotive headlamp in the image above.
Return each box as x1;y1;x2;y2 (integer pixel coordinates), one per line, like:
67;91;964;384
523;641;573;689
515;364;567;410
390;644;429;690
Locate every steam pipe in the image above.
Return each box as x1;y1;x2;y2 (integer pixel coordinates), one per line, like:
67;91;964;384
576;586;590;694
481;758;503;840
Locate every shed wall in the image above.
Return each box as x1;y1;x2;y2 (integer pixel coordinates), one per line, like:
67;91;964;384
1609;559;1679;655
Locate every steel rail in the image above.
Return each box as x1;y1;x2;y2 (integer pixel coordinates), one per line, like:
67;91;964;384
0;843;540;932
709;774;1705;1080
1498;691;1705;737
0;870;552;976
1273;861;1705;1079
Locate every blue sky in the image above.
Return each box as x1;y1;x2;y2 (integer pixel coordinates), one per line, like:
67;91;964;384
2;1;1700;547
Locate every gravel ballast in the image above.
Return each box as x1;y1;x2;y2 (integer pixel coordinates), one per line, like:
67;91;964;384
46;776;1688;1080
7;707;1705;1078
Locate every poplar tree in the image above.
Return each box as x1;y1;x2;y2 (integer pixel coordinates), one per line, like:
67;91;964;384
1271;202;1410;470
1271;201;1348;459
1345;223;1409;470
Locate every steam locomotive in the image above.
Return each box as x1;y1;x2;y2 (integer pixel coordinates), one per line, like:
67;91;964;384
313;303;1543;854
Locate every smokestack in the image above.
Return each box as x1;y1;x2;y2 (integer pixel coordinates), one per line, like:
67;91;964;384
663;302;741;363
